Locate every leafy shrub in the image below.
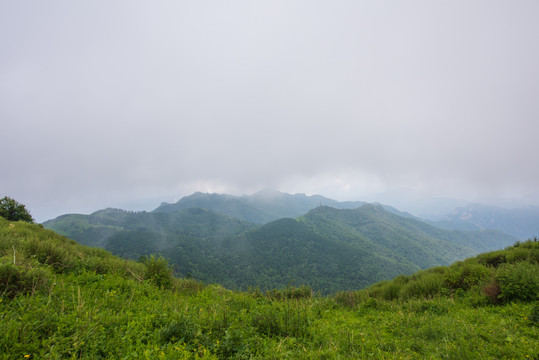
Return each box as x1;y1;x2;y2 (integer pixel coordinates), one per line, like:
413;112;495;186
23;238;75;273
399;273;444;299
366;280;403;301
218;324;256;359
360;297;389;312
506;247;532;264
0;263;51;298
83;256;111;275
0;197;34;223
496;261;539;303
251;306;282;336
477;251;506;268
160;317;198;344
0;263;20;297
379;281;402;300
443;263;491;291
142;254;174;289
481;280;501;304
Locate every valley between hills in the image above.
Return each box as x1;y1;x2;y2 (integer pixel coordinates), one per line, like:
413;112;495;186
43;191;522;294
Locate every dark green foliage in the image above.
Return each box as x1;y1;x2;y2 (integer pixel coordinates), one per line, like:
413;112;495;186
443;262;491;291
400;272;444;299
160;317;198;344
217;324;259;359
477;250;506;267
529;306;539;325
0;196;34;223
0;263;19;297
496;261;539;302
351;239;539;305
0;263;51;298
105;230;165;259
141;254;174;289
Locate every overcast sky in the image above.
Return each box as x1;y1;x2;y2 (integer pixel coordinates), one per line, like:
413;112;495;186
2;1;539;222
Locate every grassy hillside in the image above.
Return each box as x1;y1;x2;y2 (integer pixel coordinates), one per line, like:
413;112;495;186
1;217;538;359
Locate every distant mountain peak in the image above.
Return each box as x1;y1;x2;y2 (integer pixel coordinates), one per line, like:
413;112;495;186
250;188;285;200
153;190;365;224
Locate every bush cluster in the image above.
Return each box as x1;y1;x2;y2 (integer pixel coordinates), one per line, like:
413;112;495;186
496;261;538;302
140;254;174;289
0;263;51;298
345;239;538;305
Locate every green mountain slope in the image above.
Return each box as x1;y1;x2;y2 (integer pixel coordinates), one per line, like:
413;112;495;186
165;217;420;293
44;207;254;248
1;217;537;359
302;205;518;256
44;202;517;294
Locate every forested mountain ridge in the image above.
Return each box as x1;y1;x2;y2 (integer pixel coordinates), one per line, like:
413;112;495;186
302;205;519;254
433;203;539;239
191;216;420;293
44;207;254;248
43;201;518;293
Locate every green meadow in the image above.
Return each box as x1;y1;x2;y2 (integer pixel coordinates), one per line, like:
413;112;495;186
1;217;537;359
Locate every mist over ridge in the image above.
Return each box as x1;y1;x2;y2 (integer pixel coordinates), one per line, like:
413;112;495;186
2;1;538;223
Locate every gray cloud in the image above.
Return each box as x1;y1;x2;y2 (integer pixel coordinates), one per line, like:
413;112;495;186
1;1;538;221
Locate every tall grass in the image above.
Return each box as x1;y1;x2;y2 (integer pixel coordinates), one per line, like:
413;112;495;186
1;218;538;359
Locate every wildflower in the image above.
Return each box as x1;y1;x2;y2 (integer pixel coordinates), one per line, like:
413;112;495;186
24;356;30;358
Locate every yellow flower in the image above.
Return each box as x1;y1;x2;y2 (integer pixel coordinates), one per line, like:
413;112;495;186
24;356;31;358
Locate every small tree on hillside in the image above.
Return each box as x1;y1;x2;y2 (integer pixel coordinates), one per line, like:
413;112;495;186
0;197;34;223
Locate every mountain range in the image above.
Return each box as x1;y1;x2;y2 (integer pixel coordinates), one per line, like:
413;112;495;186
43;191;522;293
153;189;367;223
432;203;539;239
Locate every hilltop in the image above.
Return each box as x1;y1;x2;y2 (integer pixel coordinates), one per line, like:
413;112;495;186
153;190;366;224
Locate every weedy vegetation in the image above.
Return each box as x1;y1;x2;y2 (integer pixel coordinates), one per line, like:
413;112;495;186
0;217;537;359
